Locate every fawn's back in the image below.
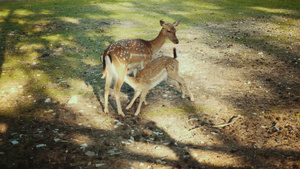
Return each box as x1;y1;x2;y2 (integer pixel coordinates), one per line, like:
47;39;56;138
135;56;178;88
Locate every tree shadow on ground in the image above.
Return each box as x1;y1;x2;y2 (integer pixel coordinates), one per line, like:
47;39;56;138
1;107;299;168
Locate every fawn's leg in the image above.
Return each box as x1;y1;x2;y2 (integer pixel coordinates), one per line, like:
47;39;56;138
126;90;141;110
134;90;148;116
168;73;194;101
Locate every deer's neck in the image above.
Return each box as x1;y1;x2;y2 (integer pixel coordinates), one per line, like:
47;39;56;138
149;29;166;55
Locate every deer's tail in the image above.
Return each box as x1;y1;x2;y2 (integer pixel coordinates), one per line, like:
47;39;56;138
101;52;112;79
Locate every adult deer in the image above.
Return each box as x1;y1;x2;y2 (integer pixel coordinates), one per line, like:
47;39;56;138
105;48;194;116
101;19;181;117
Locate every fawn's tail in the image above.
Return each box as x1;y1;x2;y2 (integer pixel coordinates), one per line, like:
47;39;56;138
173;48;177;59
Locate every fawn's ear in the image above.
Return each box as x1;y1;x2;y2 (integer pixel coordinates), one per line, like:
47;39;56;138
173;20;181;26
160;19;166;27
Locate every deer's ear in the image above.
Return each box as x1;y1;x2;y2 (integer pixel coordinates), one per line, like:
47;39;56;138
173;20;181;26
160;19;165;27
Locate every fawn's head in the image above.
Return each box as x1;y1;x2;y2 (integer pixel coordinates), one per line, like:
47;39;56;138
160;19;181;44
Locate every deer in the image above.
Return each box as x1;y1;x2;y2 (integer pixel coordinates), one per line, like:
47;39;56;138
101;19;181;117
109;48;194;116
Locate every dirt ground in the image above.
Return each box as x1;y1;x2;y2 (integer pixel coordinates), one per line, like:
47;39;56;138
1;17;300;169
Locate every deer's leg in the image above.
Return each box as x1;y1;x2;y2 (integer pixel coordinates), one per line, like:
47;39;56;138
113;67;128;117
104;74;112;113
114;78;125;117
126;90;141;110
168;73;194;101
134;90;148;116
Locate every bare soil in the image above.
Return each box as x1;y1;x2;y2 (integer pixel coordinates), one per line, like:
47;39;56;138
1;17;300;169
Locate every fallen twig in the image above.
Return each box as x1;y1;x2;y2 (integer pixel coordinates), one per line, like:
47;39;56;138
212;115;243;128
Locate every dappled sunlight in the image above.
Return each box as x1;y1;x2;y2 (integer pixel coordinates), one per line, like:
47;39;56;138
58;17;80;24
189;148;247;168
41;34;74;46
70;133;94;146
251;6;298;15
0;9;10;18
13;9;34;17
39;9;53;15
125;141;179;161
11;18;27;24
0;123;8;134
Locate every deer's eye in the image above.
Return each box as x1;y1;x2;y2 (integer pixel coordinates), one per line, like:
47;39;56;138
167;30;171;33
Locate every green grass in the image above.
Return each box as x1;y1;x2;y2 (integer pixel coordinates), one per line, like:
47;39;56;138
0;0;299;117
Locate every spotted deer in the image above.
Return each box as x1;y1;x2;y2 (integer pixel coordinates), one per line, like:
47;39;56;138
118;48;194;116
101;20;181;117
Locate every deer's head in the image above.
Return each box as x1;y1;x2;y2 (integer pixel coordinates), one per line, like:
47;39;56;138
160;19;181;44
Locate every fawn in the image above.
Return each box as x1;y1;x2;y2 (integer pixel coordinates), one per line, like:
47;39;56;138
106;48;194;116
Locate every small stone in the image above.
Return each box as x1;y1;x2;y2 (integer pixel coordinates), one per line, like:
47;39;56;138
80;143;88;149
45;98;51;103
153;131;164;136
121;141;131;145
36;144;46;148
114;120;124;128
95;163;105;167
44;109;54;113
211;132;219;135
68;96;78;104
85;151;96;157
275;138;281;143
54;138;60;142
11;140;19;145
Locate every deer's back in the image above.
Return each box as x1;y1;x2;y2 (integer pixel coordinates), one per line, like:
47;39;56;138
105;39;152;66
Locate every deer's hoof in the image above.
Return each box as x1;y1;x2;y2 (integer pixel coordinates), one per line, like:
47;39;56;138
119;112;125;117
